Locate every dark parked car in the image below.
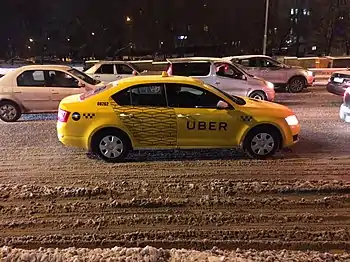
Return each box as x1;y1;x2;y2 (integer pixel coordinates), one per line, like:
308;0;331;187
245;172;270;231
327;71;350;96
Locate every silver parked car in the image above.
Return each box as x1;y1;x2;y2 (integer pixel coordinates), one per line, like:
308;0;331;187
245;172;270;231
0;65;104;122
223;55;315;93
85;61;142;83
166;57;275;101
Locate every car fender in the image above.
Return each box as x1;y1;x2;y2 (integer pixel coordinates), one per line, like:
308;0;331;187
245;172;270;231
86;123;134;150
0;94;25;111
238;120;289;148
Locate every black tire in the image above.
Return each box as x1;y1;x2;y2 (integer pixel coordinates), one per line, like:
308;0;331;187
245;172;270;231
287;76;306;93
0;100;22;122
249;91;268;101
243;126;281;160
91;129;131;163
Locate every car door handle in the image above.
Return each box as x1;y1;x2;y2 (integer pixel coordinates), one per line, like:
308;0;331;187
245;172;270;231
94;75;100;78
52;91;59;94
177;114;189;118
120;113;134;118
215;81;220;84
13;90;21;93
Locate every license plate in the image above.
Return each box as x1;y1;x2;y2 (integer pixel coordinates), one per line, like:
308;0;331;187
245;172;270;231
334;77;344;83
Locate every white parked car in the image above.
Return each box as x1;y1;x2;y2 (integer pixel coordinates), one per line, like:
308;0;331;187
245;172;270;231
223;55;314;93
85;61;142;83
0;65;104;122
166;57;275;101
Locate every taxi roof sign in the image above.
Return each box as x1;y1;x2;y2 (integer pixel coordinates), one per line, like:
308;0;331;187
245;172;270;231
161;71;169;77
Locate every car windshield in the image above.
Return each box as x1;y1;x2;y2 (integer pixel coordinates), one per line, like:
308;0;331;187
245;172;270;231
204;83;246;105
79;82;115;100
68;68;100;85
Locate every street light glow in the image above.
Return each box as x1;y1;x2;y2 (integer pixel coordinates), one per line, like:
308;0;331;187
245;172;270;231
126;16;132;23
91;32;95;36
29;38;34;43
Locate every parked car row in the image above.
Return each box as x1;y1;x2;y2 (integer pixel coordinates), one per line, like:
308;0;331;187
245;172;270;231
0;54;317;123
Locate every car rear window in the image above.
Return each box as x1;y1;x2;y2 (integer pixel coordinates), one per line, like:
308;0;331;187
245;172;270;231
79;82;115;100
171;62;211;76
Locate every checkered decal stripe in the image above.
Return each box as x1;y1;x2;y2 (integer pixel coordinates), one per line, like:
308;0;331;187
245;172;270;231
241;115;253;122
110;100;177;146
83;113;96;119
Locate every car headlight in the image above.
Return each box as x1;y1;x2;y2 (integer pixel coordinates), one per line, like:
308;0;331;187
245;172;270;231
285;115;299;126
307;70;314;77
266;81;274;89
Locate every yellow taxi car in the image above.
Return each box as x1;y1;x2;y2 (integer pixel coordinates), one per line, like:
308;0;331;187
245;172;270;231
57;72;300;162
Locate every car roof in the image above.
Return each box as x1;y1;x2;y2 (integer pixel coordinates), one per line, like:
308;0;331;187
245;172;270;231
115;74;204;85
94;61;132;65
0;65;74;85
332;70;350;75
224;55;271;60
168;57;223;63
10;64;73;71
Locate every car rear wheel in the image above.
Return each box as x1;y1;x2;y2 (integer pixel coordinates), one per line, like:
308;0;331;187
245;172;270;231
249;91;267;101
0;100;21;122
91;129;131;162
288;76;306;93
243;126;281;159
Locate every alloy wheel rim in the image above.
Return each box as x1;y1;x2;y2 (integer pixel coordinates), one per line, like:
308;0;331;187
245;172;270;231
290;80;303;91
0;104;17;121
99;135;124;158
251;132;275;156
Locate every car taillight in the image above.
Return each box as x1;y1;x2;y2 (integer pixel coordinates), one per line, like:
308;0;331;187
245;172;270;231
58;109;70;122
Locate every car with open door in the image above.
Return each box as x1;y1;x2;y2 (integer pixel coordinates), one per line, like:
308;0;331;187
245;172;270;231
0;65;104;122
223;55;314;93
166;57;275;101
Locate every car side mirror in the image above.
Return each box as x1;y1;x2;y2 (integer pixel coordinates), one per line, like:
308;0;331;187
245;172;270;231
241;75;247;80
217;100;230;109
132;70;138;76
78;81;86;88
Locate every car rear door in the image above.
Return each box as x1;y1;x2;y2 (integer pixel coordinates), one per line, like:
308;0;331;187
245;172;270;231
110;83;177;149
14;70;52;111
115;64;136;79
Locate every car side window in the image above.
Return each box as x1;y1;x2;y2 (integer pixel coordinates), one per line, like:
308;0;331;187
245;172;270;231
17;70;46;87
46;71;79;88
171;62;210;76
166;84;222;108
215;63;244;80
112;84;167;107
116;64;134;74
95;64;114;74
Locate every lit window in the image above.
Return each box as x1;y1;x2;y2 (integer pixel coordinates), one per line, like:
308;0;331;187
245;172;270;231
290;9;294;15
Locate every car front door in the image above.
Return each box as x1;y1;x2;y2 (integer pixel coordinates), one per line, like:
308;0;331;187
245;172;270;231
115;64;136;79
259;58;286;84
236;58;264;79
110;83;177;148
46;70;85;110
165;83;237;147
214;63;249;97
14;70;52;112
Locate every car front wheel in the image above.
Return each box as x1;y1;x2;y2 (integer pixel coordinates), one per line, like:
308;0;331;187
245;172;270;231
0;101;21;122
243;127;281;159
288;76;306;93
249;91;267;101
91;129;131;162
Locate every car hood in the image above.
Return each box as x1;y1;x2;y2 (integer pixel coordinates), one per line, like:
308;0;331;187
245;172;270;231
247;75;269;86
240;98;294;118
